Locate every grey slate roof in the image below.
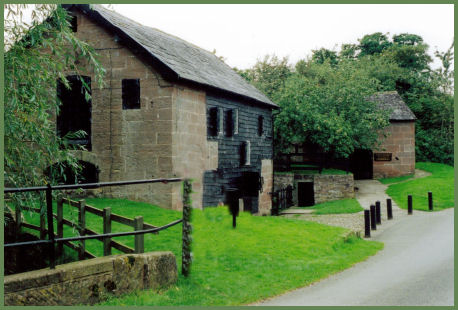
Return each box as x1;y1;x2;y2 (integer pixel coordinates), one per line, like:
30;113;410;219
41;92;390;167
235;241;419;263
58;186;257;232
369;91;416;121
73;4;277;108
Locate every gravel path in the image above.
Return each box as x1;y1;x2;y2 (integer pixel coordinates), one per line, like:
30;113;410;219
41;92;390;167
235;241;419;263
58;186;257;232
281;169;431;236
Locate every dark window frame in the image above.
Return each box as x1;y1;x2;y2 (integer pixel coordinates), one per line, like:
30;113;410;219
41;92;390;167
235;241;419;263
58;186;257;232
225;109;233;137
122;79;141;110
57;75;92;150
258;115;264;136
208;107;218;137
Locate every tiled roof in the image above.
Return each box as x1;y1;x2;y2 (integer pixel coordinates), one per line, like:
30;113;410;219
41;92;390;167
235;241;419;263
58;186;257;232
67;4;277;108
369;91;416;121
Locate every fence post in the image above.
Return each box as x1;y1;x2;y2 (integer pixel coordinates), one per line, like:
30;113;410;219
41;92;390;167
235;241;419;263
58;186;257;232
375;201;381;224
428;192;433;211
370;204;377;230
46;184;56;269
134;216;144;254
182;179;193;277
40;208;46;240
408;195;413;215
15;208;22;234
387;198;393;220
78;199;86;260
364;209;371;238
103;207;112;256
57;199;64;258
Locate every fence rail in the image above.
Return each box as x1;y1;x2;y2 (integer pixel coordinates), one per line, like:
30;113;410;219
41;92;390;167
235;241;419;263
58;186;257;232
4;178;192;276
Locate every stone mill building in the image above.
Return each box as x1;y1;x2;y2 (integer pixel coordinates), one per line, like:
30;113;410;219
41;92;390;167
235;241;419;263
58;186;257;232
58;4;278;214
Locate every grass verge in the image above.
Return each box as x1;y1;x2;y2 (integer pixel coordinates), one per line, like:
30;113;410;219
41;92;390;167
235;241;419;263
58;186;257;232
379;174;414;184
386;162;454;211
18;199;382;306
307;198;363;214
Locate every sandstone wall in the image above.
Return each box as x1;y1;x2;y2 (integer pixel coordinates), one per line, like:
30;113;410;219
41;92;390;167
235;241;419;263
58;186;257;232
274;173;354;206
373;121;415;178
4;252;177;306
66;11;176;208
258;159;273;215
170;86;218;210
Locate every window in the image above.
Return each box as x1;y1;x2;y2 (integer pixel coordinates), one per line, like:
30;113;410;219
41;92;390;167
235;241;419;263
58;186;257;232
258;115;264;136
240;141;251;166
208;107;218;136
225;109;233;137
57;75;92;150
69;14;77;32
122;79;140;109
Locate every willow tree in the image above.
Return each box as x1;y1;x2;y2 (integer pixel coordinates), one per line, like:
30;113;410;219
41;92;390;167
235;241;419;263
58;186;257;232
4;4;105;212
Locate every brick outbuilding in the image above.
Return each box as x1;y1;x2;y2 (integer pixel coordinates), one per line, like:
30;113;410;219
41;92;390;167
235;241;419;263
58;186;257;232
57;4;278;213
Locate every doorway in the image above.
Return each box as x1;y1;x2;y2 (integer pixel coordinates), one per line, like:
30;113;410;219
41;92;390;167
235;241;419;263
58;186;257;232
350;149;373;180
298;182;314;207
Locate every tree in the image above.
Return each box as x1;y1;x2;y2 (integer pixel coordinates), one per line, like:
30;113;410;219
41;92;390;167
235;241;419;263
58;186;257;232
358;32;392;57
4;5;105;210
311;48;338;66
274;60;390;159
237;54;292;99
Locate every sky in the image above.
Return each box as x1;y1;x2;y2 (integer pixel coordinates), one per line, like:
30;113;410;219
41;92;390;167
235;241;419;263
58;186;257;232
104;4;454;70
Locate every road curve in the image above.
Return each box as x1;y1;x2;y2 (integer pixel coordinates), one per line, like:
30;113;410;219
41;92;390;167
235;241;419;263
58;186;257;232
254;208;454;306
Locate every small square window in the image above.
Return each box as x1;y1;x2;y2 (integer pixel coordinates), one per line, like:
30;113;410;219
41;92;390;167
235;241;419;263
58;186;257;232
122;79;140;110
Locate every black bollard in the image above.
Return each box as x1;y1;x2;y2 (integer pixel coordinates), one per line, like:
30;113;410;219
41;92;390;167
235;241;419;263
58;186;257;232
370;205;376;230
408;195;413;215
364;210;371;238
428;192;433;211
226;188;240;228
375;201;381;224
387;198;393;220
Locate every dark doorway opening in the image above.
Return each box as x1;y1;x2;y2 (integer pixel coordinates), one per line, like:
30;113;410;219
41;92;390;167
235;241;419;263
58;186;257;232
298;182;314;207
236;171;260;213
57;75;92;150
350;149;373;180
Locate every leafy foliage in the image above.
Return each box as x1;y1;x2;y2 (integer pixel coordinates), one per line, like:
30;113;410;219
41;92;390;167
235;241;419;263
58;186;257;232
4;5;105;211
237;32;454;164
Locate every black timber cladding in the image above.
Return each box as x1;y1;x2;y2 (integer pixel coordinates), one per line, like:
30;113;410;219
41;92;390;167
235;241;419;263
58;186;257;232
203;94;274;210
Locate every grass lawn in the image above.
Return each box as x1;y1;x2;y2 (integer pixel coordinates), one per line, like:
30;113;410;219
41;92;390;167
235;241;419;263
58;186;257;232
386;162;454;211
18;199;382;306
307;198;364;214
379;174;414;185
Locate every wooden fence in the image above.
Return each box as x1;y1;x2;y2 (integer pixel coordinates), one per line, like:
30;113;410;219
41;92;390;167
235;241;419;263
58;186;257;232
15;198;160;260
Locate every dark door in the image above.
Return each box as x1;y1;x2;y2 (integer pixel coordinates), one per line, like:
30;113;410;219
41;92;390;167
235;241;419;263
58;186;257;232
298;182;314;207
237;172;260;213
350;149;373;180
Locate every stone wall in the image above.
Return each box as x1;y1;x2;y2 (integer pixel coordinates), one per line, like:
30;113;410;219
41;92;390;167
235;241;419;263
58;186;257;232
373;121;415;178
170;86;218;210
4;252;177;306
64;11;177;208
258;159;273;215
274;172;354;206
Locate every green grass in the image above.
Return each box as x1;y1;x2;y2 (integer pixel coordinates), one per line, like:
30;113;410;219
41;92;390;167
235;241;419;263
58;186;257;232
307;199;364;214
379;174;415;184
18;199;382;305
386;162;454;211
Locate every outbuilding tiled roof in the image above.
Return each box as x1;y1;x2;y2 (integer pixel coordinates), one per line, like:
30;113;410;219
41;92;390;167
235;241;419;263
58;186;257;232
369;91;416;121
67;4;277;108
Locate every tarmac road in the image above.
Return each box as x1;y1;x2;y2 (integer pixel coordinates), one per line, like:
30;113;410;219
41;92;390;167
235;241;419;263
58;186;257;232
254;208;454;306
